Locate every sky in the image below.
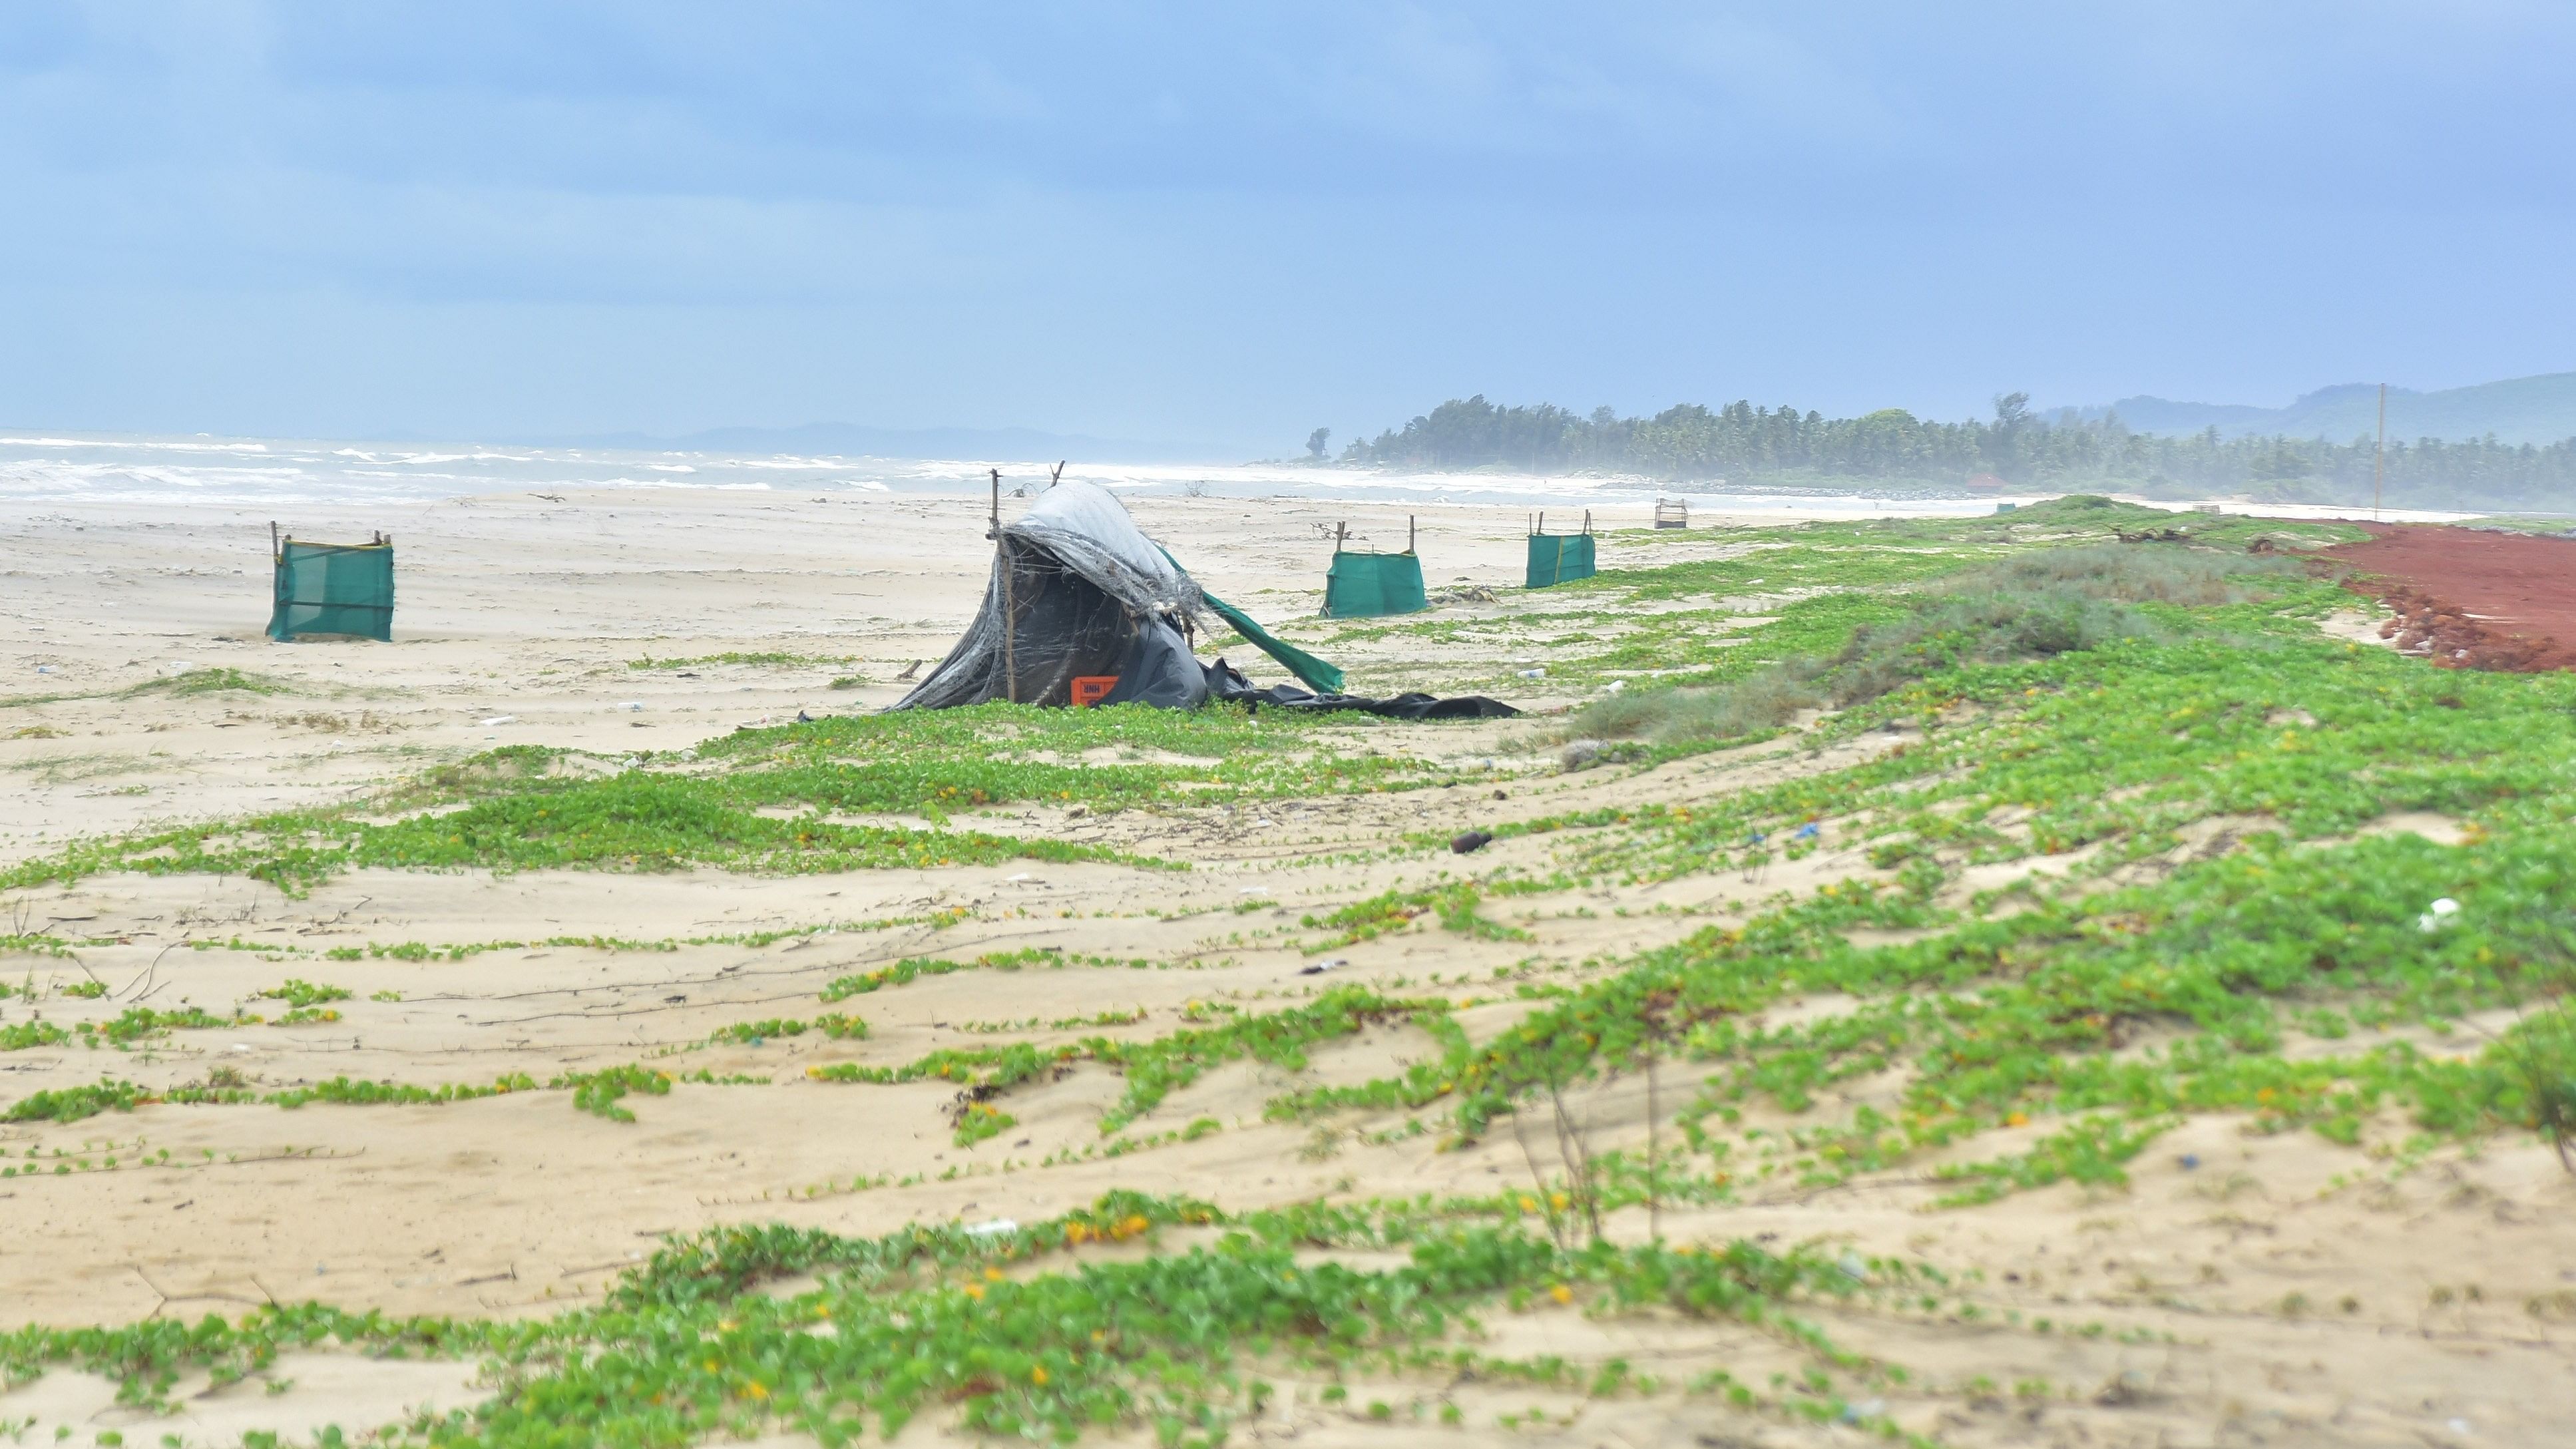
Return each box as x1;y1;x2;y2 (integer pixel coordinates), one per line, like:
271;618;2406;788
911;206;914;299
2;1;2571;454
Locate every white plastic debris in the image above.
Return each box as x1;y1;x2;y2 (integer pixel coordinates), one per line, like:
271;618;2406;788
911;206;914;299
614;701;644;712
479;716;515;727
1299;957;1349;976
1604;679;1626;693
2418;897;2462;932
961;1219;1019;1238
1516;667;1547;679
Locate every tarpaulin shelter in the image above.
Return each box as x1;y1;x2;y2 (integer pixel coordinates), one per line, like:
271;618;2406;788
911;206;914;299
268;525;395;642
891;482;1516;719
893;480;1344;711
1525;510;1596;589
1320;519;1428;620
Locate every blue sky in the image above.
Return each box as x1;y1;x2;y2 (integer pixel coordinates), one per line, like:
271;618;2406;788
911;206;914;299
2;2;2570;453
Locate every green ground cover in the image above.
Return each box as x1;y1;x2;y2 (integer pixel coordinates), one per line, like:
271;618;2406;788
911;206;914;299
0;1192;1944;1447
5;498;2572;1447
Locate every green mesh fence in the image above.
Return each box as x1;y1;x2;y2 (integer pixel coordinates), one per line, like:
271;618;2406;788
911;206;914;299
1524;532;1596;588
269;537;395;642
1322;550;1428;619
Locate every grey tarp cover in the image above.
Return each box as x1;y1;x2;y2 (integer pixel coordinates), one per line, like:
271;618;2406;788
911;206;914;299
892;481;1208;710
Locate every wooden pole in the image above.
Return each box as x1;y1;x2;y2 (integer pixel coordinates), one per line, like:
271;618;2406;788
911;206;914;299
1051;459;1066;489
1647;1052;1660;1244
1408;515;1416;553
2373;383;2387;522
992;469;1016;704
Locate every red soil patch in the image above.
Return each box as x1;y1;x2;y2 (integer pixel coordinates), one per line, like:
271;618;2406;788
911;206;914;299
2320;524;2576;672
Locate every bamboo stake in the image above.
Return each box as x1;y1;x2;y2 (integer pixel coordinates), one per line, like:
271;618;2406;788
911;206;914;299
1646;1052;1661;1244
992;469;1016;704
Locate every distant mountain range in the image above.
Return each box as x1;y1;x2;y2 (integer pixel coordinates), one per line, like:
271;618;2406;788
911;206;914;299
540;421;1215;464
2080;371;2576;446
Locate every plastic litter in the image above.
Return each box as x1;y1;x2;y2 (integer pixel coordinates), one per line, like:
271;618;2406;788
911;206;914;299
2418;897;2461;932
1299;958;1349;976
961;1219;1018;1239
1516;667;1548;679
479;716;515;726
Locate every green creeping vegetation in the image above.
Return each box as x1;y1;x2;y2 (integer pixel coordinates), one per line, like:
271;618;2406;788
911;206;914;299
2;1074;546;1124
126;667;293;698
2;674;1515;895
255;979;351;1008
681;702;1485;821
1565;538;2304;751
568;1065;673;1122
818;948;1156;1002
322;916;927;963
809;986;1463;1137
1357;821;2576;1204
1530;582;2566;885
952;1100;1017;1146
4;665;296;712
628;652;855;670
1303;885;1529;949
3;1065;775;1127
1;771;1141;895
711;1014;867;1045
0;1193;1945;1446
1259;563;2576;1199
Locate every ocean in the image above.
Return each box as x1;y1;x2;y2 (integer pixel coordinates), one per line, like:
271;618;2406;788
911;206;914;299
0;429;2469;523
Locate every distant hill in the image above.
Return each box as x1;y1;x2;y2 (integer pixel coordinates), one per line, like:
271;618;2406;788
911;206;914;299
542;421;1217;464
2090;371;2576;446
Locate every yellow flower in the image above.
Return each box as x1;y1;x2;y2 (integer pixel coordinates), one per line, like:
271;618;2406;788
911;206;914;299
2005;1112;2029;1127
1548;1192;1569;1211
741;1382;769;1402
984;1265;1005;1281
964;1284;985;1300
1030;1365;1049;1385
1517;1196;1539;1213
1549;1284;1573;1305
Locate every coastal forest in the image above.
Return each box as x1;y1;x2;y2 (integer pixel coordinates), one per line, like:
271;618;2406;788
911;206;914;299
1339;393;2576;511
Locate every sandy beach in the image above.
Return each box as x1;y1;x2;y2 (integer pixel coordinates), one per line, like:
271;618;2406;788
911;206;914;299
4;487;2574;1448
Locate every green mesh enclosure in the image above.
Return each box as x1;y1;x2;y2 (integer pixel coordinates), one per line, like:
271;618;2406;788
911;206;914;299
1524;532;1596;588
269;537;395;641
1321;550;1428;619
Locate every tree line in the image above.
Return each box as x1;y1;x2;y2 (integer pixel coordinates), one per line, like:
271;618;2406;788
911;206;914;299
1334;394;2576;511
